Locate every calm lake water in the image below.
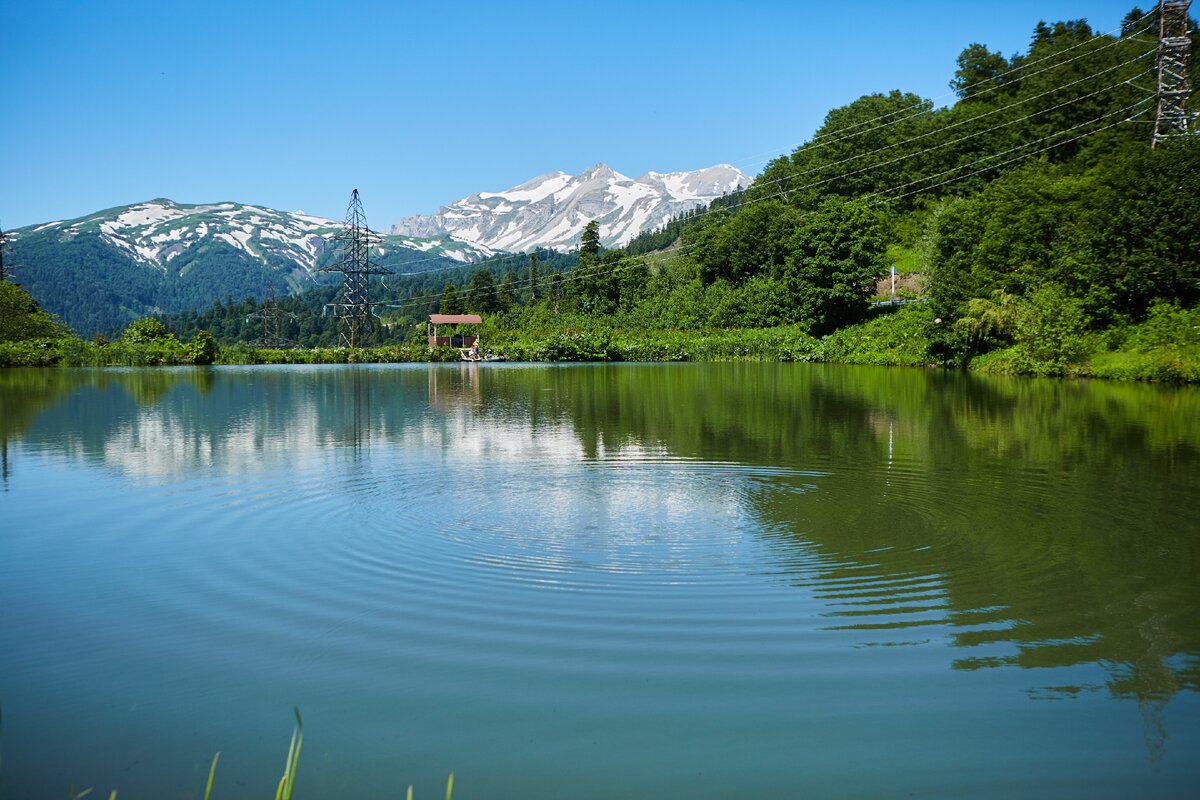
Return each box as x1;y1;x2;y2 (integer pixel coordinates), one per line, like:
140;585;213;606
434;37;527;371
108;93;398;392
1;363;1198;798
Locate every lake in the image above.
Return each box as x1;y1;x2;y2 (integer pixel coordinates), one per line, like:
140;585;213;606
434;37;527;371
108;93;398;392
1;363;1198;798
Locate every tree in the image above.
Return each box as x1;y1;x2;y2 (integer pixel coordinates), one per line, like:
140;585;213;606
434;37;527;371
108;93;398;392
496;272;517;313
693;200;802;286
1085;139;1200;317
122;317;172;343
0;281;68;342
438;282;463;315
189;330;218;365
950;43;1012;101
527;253;539;302
580;221;601;260
465;269;497;313
780;199;887;334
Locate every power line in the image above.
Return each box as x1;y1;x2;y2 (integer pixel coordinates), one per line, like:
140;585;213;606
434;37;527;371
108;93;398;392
867;98;1155;204
752;52;1154;194
737;13;1158;169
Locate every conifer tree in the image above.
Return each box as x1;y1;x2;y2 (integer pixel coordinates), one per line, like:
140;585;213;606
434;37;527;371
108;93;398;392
580;221;601;260
439;282;463;315
527;253;539;301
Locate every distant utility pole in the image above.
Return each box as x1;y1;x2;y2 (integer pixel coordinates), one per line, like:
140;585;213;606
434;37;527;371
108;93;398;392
1153;1;1197;148
321;189;392;348
247;278;285;349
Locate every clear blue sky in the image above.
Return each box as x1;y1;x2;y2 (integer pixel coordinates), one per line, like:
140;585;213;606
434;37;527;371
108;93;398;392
0;0;1144;229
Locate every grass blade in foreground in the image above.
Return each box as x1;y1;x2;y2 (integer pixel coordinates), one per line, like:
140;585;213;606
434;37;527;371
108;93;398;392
204;752;220;800
274;707;303;800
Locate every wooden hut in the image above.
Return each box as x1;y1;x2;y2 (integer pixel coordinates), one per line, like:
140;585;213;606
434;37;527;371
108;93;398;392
427;313;482;350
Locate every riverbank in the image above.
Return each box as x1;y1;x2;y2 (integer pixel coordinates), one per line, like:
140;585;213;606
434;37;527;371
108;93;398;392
2;304;1197;383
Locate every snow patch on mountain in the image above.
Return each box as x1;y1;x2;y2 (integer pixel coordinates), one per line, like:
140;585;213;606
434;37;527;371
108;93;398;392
391;163;750;253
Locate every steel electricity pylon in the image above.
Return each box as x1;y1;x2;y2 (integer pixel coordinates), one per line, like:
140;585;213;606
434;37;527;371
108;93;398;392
1153;1;1197;147
246;278;287;349
321;189;392;348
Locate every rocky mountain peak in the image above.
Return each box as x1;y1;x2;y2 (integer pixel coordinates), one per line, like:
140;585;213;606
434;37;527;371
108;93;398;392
390;162;751;253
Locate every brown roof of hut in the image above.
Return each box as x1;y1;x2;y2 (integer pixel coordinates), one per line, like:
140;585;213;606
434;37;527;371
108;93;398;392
428;314;483;324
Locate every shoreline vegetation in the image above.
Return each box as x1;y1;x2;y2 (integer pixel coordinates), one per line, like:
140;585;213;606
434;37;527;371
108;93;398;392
2;296;1197;383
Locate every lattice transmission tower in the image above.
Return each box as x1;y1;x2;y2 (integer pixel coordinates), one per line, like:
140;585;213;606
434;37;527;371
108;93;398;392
1153;0;1197;147
321;189;392;348
246;278;287;349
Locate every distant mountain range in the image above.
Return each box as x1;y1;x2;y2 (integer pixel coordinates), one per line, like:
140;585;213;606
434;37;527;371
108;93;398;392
392;163;750;252
7;199;481;334
8;162;751;334
14;199;492;274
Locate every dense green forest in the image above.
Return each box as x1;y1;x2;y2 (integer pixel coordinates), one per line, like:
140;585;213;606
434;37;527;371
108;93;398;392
3;5;1198;380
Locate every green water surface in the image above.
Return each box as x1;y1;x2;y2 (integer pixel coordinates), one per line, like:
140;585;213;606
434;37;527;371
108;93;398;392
1;363;1197;798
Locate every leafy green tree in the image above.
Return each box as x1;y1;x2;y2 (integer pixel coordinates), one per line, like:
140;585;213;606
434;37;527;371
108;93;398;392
122;317;172;343
708;277;792;328
752;91;938;209
693;200;802;285
1012;283;1090;374
0;282;68;342
950;43;1013;101
781;199;887;333
953;290;1020;349
616;258;650;311
189;330;218;365
1084;139;1200;317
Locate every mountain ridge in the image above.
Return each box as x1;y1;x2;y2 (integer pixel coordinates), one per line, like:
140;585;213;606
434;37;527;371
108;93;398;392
391;162;751;253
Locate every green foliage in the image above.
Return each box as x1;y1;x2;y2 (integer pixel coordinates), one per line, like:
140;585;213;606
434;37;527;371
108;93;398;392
121;317;172;343
496;272;517;312
815;305;937;366
953;290;1020;349
782;199;887;333
439;282;463;315
274;707;303;800
536;330;617;362
465;269;497;313
0;281;69;342
189;330;218;365
0;337;68;367
708;277;791;328
1009;284;1091;374
580;220;601;259
693;200;801;286
951;43;1015;102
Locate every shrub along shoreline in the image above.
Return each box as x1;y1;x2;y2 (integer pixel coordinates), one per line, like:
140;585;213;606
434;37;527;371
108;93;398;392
2;303;1196;383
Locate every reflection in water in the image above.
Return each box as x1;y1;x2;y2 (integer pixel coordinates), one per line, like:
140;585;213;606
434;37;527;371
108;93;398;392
2;363;1198;783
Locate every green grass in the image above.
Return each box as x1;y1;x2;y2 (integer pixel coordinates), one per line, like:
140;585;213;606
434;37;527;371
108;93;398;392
51;708;456;799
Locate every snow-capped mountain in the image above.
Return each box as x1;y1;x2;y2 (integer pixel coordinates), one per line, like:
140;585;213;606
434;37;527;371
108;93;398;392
9;199;487;335
19;198;489;277
391;163;750;253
